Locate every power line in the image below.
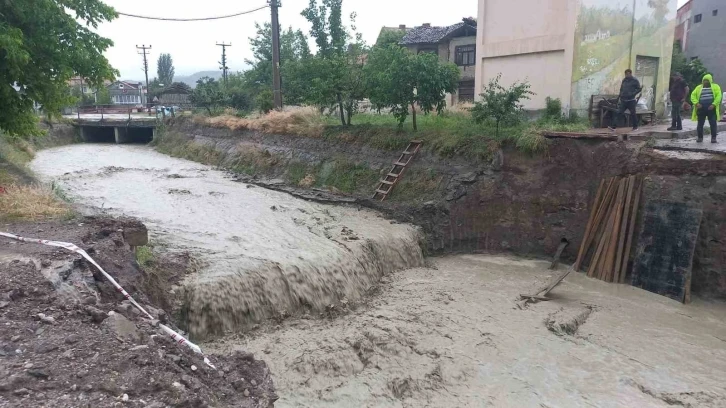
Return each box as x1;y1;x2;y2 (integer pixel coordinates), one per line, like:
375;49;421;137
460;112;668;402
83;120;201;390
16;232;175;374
116;5;269;22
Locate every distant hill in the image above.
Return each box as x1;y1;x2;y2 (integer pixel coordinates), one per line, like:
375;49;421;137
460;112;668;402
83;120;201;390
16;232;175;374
175;71;223;87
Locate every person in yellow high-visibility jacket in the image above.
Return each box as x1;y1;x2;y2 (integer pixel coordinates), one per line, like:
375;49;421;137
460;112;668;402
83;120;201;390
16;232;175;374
691;74;722;143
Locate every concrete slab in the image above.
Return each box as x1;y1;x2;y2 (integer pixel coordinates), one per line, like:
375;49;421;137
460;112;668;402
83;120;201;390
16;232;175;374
654;136;726;155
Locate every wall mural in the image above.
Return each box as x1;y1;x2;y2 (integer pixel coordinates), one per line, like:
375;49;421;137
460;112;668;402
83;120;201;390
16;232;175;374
570;0;677;115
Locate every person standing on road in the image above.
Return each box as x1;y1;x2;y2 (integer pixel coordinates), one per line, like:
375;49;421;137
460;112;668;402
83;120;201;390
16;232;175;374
609;69;643;132
691;74;722;143
668;72;689;131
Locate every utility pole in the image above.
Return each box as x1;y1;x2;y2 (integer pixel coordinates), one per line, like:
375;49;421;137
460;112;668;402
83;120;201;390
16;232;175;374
216;42;232;84
136;44;151;107
269;0;283;110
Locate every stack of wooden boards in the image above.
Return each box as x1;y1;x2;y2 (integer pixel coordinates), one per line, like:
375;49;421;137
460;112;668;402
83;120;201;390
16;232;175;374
573;175;643;283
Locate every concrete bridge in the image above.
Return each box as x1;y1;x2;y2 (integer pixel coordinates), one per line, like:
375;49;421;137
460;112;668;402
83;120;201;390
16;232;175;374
66;114;158;144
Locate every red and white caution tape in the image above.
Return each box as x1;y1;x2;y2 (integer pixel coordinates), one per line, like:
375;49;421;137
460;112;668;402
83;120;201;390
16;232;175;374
0;231;215;369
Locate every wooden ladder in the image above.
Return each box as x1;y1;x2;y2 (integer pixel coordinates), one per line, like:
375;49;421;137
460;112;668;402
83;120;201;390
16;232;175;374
372;140;422;201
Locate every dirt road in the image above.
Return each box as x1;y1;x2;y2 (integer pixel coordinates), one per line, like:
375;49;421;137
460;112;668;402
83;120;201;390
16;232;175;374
208;255;726;407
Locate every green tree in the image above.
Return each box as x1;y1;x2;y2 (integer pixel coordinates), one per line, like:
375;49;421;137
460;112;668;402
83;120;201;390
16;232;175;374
156;54;175;86
298;0;367;125
671;42;708;96
365;45;460;130
471;73;534;137
235;22;310;108
0;0;117;137
375;29;406;48
70;85;95;106
96;86;112;105
189;77;228;114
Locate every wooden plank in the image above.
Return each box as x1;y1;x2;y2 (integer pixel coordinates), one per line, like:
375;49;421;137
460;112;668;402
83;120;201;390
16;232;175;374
620;177;643;283
603;179;627;282
549;239;569;270
589;198;618;278
394;161;408;167
582;177;620;272
542;132;619;140
574;179;606;270
576;177;615;270
613;176;635;282
380;180;394;185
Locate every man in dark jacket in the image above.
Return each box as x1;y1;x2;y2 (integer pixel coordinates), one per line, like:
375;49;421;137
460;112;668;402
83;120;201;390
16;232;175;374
668;72;689;131
609;69;642;131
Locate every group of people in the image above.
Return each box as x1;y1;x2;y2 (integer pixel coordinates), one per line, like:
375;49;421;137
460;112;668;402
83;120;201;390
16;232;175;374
609;70;722;143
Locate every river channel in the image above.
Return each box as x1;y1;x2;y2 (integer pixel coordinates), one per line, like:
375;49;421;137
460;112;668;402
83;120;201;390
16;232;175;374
30;144;424;336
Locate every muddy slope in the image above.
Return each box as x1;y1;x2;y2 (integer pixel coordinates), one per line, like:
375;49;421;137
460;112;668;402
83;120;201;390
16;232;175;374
0;218;276;407
163;118;726;298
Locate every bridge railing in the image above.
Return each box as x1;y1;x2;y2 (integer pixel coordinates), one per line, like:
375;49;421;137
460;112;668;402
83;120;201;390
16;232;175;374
77;104;156;120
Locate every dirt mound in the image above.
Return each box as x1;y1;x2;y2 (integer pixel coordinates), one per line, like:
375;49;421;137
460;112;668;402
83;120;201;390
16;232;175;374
0;218;276;407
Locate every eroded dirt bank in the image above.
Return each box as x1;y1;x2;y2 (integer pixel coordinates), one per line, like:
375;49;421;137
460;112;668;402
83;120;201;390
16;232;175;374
162;118;726;298
30;145;425;339
207;255;726;407
0;218;276;407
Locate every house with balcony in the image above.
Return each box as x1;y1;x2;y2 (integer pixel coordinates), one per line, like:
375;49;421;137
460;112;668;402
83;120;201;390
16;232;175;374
399;18;478;105
107;81;146;105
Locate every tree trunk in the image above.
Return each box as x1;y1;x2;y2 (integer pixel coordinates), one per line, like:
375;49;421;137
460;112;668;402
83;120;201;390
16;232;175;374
337;93;345;126
206;106;212;115
496;119;500;138
411;102;417;131
346;103;352;126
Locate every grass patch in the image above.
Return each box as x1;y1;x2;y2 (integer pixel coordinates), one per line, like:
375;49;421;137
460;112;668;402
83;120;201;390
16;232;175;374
388;168;445;202
0;184;72;221
135;245;155;267
314;159;380;194
190;106;592;160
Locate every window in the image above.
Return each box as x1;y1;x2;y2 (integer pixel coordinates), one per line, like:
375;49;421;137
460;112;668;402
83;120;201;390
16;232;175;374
455;45;476;66
690;56;699;61
418;47;438;55
458;81;475;102
714;10;719;16
694;14;702;23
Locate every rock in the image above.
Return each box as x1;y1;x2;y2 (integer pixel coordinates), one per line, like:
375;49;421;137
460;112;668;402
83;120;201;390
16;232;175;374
41;259;52;268
180;375;201;390
65;334;81;344
445;185;467;202
491;149;504;171
102;313;142;343
121;393;129;402
251;379;257;386
27;369;50;380
35;342;59;354
243;389;250;397
168;354;182;364
172;381;185;390
8;289;26;301
130;345;148;351
62;350;73;359
24;363;34;369
0;301;9;309
231;379;246;390
190;365;197;371
85;305;108;323
123;224;148;247
37;313;56;324
11;335;20;342
13;388;30;396
454;172;478;184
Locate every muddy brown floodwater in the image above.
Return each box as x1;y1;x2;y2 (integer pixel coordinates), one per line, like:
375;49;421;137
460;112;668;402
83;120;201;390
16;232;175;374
31;145;726;407
31;145;424;337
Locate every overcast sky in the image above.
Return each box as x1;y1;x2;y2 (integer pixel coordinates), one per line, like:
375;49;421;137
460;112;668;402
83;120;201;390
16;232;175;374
97;0;478;80
97;0;690;81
